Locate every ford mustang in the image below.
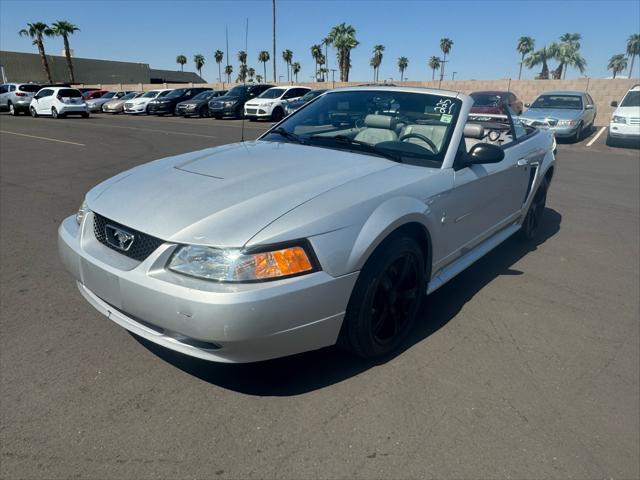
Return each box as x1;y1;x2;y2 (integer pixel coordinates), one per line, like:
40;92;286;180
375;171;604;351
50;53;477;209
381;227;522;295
58;86;555;363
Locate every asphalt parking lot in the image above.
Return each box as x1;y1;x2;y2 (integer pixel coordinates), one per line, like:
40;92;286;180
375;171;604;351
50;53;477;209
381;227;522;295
1;113;638;479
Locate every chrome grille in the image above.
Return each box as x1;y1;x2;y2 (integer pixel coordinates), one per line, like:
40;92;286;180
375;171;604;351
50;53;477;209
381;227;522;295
629;117;640;125
93;213;164;262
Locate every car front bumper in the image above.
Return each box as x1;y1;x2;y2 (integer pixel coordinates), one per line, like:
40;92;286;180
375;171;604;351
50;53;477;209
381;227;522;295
548;124;581;138
147;104;174;114
102;105;123;113
176;105;199;116
608;122;640;139
208;104;240;116
124;103;147;114
87;104;104;112
58;214;357;363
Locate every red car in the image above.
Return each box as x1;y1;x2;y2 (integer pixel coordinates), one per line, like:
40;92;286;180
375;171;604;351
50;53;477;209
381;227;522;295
82;89;108;100
470;90;523;115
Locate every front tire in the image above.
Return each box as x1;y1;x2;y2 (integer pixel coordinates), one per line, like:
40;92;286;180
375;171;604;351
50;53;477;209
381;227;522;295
30;106;38;117
271;107;284;122
518;178;548;241
572;122;583;143
341;234;425;359
606;132;617;147
199;106;208;118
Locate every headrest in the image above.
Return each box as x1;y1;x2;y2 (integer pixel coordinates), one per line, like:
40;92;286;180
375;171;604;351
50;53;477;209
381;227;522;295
364;114;397;129
464;123;485;139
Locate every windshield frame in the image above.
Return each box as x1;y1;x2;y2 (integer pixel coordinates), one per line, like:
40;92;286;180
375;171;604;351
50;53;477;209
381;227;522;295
260;89;462;167
620;90;640;108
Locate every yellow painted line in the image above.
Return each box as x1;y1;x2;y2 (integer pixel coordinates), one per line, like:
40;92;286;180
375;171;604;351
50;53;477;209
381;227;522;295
586;126;607;147
0;130;85;146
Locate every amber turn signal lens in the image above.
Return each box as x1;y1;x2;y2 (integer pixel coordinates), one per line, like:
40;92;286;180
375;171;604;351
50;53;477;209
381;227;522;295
254;246;313;279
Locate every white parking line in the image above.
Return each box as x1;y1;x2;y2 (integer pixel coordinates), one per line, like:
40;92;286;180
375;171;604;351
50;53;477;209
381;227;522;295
587;126;607;147
83;122;218;139
0;130;85;146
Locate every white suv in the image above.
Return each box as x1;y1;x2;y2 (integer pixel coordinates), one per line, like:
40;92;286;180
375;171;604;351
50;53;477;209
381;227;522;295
607;84;640;145
244;86;310;121
124;89;172;114
29;87;88;118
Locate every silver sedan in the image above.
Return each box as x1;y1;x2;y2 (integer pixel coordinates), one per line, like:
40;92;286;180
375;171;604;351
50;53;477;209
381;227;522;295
58;87;555;363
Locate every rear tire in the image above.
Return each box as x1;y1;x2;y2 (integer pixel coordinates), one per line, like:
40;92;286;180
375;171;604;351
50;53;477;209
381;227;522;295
340;234;425;359
518;178;548;241
8;103;16;116
51;107;60;119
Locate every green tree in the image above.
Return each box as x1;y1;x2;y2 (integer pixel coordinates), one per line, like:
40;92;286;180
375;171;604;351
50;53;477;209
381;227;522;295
193;54;205;78
439;37;453;81
524;46;553;79
372;44;385;82
224;64;233;84
256;74;263;83
258;50;270;83
291;61;301;82
18;22;53;83
626;34;640;78
51;20;80;83
551;33;582;79
428;56;441;81
397;56;409;82
608;53;628;78
248;67;256;82
310;44;323;81
516;36;535;80
176;54;187;72
327;23;359;82
236;64;248;83
214;50;224;83
282;49;293;82
237;50;247;66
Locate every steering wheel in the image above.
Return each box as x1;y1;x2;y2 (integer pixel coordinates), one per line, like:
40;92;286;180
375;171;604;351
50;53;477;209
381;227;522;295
399;132;438;153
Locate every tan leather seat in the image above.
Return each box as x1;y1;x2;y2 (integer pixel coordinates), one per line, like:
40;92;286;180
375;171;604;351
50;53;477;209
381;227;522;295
354;114;398;144
400;124;448;151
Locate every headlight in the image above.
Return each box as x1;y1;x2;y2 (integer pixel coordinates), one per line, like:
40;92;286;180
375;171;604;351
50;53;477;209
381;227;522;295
261;102;274;107
612;115;627;124
167;242;318;282
557;119;577;126
76;200;89;225
224;101;236;107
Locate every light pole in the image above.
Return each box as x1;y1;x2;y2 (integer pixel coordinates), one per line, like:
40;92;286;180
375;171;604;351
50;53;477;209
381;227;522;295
452;71;458;80
330;68;337;88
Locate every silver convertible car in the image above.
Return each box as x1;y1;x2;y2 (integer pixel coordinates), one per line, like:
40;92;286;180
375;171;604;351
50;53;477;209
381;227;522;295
58;87;555;363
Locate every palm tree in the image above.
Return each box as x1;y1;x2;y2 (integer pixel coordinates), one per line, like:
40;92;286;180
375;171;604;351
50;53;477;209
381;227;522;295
258;50;270;83
272;0;277;82
626;33;640;78
256;74;263;83
224;64;233;84
214;50;224;83
282;49;293;82
18;22;53;83
516;36;535;80
397;57;409;82
551;33;582;79
608;54;628;78
524;46;553;79
322;36;332;75
237;50;247;66
236;64;248;83
369;57;377;81
50;20;79;83
248;67;256;82
291;62;301;82
439;38;453;81
372;44;385;82
176;54;187;72
328;23;359;82
193;54;205;79
311;44;323;81
317;53;326;81
428;56;441;81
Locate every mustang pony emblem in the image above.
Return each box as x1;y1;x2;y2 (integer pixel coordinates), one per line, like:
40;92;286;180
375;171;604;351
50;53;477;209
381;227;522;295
105;225;135;251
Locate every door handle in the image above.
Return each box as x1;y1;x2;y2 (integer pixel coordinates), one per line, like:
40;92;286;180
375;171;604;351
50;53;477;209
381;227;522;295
517;159;528;167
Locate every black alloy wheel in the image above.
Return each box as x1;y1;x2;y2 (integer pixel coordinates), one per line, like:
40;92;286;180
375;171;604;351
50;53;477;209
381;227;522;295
519;178;548;241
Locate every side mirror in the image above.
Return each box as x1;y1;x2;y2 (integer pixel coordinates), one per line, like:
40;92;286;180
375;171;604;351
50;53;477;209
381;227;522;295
610;100;618;107
585;104;594;110
467;143;505;165
524;102;530;108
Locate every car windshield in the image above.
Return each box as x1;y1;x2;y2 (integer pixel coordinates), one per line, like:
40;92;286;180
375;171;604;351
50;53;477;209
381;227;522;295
264;90;461;166
19;84;41;92
193;91;215;100
120;92;137;100
259;88;286;99
101;92;117;99
165;89;188;98
58;89;82;98
471;94;502;107
301;90;326;101
530;95;583;110
226;86;247;96
620;90;640;107
142;91;159;98
157;90;171;98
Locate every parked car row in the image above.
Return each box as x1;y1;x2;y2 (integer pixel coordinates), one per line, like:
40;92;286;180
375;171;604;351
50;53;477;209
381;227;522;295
1;82;637;145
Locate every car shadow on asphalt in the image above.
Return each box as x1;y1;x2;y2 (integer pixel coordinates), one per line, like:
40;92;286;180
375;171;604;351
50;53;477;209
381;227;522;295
133;208;562;396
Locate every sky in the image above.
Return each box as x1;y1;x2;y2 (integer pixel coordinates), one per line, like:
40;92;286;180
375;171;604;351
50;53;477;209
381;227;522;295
1;0;638;83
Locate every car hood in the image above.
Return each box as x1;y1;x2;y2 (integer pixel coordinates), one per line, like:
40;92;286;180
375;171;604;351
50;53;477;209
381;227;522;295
249;97;283;105
86;141;395;247
104;99;126;107
177;99;203;106
212;95;240;103
522;108;583;120
88;97;112;105
613;106;640;117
